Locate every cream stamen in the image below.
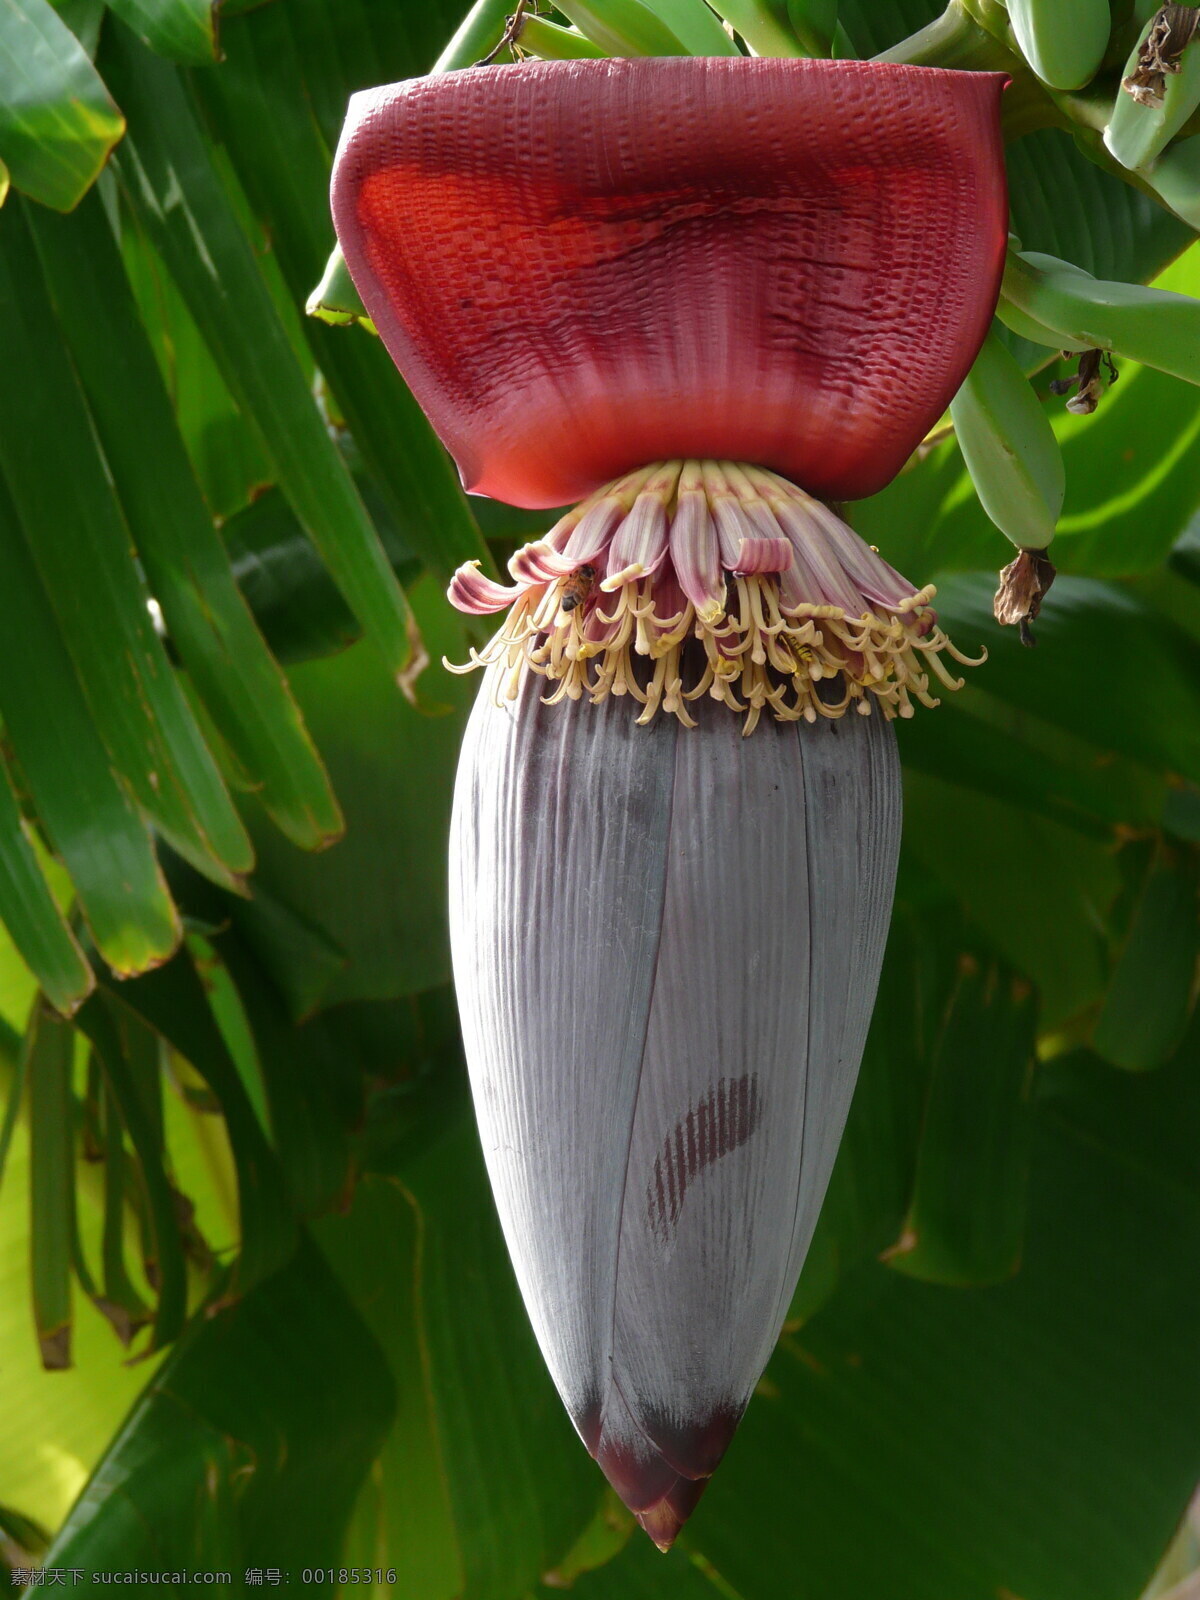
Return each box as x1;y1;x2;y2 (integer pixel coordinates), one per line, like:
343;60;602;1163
446;461;983;727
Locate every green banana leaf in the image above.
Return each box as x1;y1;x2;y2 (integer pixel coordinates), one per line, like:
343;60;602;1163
44;1238;395;1587
1093;853;1200;1071
0;0;124;209
0;473;183;979
106;0;218;65
235;579;474;1006
0;199;252;892
192;0;495;584
26;189;343;855
316;1119;601;1600
886;952;1037;1285
102;21;416;678
0;764;92;1017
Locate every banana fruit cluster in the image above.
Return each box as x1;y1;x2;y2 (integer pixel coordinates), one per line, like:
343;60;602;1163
994;2;1200;226
1106;5;1200;173
1000;0;1110;90
951;240;1200;629
949;4;1200;631
999;248;1200;388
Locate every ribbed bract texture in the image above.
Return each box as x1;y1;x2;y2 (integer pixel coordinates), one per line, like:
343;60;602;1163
332;58;1008;508
449;669;901;1544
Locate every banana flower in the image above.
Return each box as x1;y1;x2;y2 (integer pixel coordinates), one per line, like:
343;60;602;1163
333;56;1007;1546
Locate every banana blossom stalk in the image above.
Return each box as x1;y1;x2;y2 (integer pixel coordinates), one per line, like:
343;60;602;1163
333;56;1007;1546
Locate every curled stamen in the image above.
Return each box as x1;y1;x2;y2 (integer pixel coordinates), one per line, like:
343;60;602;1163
446;461;984;727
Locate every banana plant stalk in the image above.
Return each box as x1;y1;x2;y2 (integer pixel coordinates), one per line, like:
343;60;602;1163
332;56;1007;1546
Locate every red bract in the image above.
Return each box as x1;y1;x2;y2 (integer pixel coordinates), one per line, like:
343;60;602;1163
332;57;1008;509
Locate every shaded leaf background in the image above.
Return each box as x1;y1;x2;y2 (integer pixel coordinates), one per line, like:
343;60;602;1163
1;0;1200;1596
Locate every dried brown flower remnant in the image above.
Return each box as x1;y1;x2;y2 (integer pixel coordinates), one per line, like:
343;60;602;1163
1123;4;1200;107
995;549;1057;645
1049;348;1119;415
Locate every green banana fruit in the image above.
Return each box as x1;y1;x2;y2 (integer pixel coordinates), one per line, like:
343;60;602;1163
513;15;607;59
949;326;1065;551
1104;5;1200;171
1145;129;1200;222
306;244;376;334
995;296;1090;352
782;0;857;55
637;0;741;54
1003;0;1111;89
705;0;806;56
1001;246;1200;387
785;0;837;53
554;0;690;56
996;239;1090;352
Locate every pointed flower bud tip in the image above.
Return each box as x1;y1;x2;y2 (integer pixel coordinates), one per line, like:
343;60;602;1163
635;1477;709;1553
446;460;984;730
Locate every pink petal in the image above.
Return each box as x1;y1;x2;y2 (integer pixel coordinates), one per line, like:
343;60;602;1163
669;471;723;617
508;542;580;584
561;495;626;563
704;462;756;570
804;498;922;610
448;561;525;615
608;467;678;575
731;537;793;575
771;500;870;614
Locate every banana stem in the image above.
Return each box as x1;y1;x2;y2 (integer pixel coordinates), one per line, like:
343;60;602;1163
785;0;838;56
874;0;986;65
877;1;1064;139
515;15;606;59
434;0;515;71
554;0;689;57
306;244;374;331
